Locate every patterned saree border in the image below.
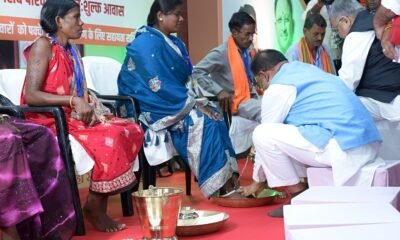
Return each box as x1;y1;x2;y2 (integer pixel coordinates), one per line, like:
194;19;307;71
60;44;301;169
89;169;136;194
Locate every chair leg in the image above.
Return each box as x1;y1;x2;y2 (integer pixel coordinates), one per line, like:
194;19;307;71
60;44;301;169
120;190;134;217
141;149;157;189
71;177;86;235
120;171;141;217
61;143;85;235
185;164;192;196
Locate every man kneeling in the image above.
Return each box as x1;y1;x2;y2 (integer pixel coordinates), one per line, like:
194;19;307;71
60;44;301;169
239;50;382;217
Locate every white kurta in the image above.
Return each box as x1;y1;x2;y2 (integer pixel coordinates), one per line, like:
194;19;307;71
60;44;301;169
339;30;400;159
253;84;381;187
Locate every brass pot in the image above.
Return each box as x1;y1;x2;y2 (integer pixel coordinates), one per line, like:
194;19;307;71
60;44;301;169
133;187;183;239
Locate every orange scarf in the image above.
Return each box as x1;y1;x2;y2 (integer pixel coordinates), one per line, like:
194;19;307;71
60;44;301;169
227;35;254;114
298;37;335;74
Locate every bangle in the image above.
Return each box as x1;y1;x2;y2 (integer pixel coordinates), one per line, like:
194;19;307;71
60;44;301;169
384;22;393;32
69;95;75;108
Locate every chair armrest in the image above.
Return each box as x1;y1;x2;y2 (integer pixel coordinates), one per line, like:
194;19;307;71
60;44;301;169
100;101;117;115
95;94;139;123
0;104;74;182
1;105;67;132
205;96;218;102
6;105;69;140
0;106;25;118
205;96;232;128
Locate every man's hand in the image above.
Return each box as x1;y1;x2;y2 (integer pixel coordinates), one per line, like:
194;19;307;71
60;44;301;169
307;0;324;16
237;181;265;197
217;90;231;113
197;105;222;121
374;5;396;40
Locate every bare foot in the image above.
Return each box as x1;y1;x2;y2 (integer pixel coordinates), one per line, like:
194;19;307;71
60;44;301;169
238;181;265;197
219;175;249;199
222;191;249;199
83;193;126;232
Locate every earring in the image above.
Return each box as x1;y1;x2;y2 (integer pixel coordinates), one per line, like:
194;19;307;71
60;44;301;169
159;18;163;21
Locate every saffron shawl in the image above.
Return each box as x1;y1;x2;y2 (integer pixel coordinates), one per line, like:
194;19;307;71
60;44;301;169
227;36;255;113
298;37;336;74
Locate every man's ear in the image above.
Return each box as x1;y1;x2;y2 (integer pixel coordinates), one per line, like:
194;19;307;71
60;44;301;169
258;69;267;75
343;16;352;26
231;28;239;36
156;11;163;20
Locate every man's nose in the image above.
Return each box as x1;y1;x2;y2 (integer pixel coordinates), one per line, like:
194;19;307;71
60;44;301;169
249;34;254;41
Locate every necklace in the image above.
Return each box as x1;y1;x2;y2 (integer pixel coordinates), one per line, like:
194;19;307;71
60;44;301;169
49;35;84;97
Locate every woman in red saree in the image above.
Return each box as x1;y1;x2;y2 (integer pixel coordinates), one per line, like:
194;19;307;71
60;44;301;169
20;0;144;232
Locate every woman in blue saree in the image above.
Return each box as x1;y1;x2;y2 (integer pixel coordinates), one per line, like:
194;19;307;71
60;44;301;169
118;0;241;198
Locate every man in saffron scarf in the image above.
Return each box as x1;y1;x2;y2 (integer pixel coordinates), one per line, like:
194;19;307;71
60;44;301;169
287;13;336;74
192;11;261;122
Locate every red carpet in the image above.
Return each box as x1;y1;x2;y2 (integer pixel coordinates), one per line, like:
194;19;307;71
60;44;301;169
72;159;286;240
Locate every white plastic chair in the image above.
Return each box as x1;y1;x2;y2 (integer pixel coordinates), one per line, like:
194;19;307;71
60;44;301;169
82;56;121;95
0;69;26;104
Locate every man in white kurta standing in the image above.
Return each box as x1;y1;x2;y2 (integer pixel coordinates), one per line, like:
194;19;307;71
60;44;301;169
239;49;382;218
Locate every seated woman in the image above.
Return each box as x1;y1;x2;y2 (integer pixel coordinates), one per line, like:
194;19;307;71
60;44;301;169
0;115;76;240
118;0;242;198
20;0;144;232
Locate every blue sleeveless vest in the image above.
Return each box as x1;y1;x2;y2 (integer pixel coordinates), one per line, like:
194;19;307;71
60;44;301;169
271;62;381;150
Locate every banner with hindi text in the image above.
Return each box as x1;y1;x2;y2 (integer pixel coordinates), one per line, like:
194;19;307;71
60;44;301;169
0;0;152;46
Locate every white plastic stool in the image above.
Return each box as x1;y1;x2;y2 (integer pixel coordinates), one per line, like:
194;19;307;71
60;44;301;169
307;160;400;187
284;203;400;232
286;223;400;240
291;186;400;210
